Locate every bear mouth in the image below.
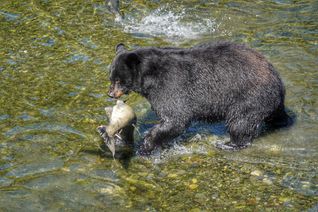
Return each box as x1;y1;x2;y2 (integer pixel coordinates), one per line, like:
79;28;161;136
108;88;124;98
108;80;127;99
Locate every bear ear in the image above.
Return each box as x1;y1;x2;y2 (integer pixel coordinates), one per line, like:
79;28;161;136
124;52;141;68
116;43;126;54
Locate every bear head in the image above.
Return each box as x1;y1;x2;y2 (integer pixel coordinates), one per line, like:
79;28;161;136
108;44;141;98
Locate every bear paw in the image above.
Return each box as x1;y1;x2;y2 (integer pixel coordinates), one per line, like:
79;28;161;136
138;137;156;156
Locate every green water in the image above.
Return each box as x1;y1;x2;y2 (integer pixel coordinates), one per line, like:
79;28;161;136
0;0;317;211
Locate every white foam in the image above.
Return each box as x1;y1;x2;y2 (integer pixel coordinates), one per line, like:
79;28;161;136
121;6;217;41
149;134;221;164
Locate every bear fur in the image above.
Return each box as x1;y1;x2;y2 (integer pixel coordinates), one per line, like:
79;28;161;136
108;42;289;153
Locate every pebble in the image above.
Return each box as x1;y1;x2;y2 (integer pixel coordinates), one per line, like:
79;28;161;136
189;183;198;190
250;170;263;177
99;187;113;194
262;177;273;185
191;178;198;184
195;193;207;203
167;173;178;178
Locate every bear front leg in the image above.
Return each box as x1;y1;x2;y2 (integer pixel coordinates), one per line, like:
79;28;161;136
140;119;187;154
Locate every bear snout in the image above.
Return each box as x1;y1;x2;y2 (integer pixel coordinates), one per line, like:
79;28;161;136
108;89;124;98
108;83;124;99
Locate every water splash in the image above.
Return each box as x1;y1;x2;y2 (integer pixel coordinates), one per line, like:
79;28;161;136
147;134;222;164
122;6;217;41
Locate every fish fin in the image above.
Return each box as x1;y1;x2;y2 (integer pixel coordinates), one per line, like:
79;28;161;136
97;125;107;137
132;123;141;136
107;138;116;158
114;133;122;140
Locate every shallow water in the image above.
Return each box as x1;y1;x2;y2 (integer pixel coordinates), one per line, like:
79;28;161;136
0;0;317;211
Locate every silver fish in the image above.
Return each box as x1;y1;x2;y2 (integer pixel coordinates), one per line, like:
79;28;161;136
97;100;136;157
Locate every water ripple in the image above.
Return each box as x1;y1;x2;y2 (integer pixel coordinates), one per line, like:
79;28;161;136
0;10;20;22
6;159;64;179
0;114;10;121
4;122;86;138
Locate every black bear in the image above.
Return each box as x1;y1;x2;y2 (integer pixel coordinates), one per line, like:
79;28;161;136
108;42;289;153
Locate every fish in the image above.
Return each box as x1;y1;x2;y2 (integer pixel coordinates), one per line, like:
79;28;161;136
97;100;136;157
97;125;116;157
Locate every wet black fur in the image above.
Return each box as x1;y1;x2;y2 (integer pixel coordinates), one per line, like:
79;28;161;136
109;42;290;153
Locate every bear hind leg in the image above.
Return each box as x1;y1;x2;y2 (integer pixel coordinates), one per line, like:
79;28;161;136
216;115;263;151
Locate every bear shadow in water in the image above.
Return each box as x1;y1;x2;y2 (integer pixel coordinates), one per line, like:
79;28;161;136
81;142;134;169
262;108;296;135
